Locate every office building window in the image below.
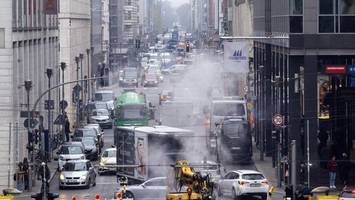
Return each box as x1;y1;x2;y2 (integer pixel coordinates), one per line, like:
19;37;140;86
0;29;4;48
290;0;303;14
290;16;303;33
319;0;355;33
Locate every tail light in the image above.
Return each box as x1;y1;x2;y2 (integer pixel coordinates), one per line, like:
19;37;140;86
238;180;249;185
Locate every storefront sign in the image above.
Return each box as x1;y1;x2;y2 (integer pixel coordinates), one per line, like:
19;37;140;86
325;65;346;75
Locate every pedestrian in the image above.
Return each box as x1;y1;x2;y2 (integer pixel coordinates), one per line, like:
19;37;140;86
64;113;70;142
339;152;350;186
327;155;337;189
22;158;29;190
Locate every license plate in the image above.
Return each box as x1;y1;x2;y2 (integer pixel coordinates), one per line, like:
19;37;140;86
67;180;77;183
250;183;261;187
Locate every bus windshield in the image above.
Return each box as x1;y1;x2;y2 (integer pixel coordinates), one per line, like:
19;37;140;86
120;105;146;120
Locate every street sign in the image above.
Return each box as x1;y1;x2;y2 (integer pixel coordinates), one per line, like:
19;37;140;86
44;100;55;110
54;114;65;125
20;111;40;118
272;114;284;127
23;118;39;128
59;100;68;110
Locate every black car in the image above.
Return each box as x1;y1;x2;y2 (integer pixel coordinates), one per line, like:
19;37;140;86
72;137;99;161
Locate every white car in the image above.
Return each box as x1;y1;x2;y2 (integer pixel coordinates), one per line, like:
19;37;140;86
217;170;269;200
98;148;116;175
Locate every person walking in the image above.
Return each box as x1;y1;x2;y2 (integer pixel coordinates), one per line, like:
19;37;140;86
327;155;337;189
339;152;350;186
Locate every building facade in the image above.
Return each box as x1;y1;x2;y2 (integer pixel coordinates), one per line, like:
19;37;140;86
0;0;60;189
91;0;103;80
253;0;355;186
59;0;91;124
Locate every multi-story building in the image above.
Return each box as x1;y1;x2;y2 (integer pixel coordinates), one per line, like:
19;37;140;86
109;0;140;69
91;0;103;79
0;0;60;189
59;0;91;124
253;0;355;186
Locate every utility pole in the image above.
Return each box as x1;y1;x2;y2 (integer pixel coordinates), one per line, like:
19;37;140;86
86;48;91;102
79;53;84;102
75;56;80;128
24;80;33;191
60;62;66;139
46;68;53;161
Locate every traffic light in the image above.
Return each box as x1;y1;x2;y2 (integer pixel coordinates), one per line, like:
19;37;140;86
186;42;190;52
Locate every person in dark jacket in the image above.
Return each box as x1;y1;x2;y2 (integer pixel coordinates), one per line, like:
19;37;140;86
64;113;70;142
339;152;350;186
327;155;337;189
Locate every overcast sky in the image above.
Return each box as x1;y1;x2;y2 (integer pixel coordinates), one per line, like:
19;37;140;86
166;0;190;8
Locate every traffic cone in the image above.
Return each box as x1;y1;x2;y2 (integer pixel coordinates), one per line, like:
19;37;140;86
72;195;77;200
95;194;101;200
116;192;122;200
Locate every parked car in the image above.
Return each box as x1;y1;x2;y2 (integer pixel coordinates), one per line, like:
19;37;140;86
59;160;96;189
94;90;114;102
72;128;101;148
120;68;139;87
57;142;86;170
143;73;159;87
89;109;113;129
339;186;355;200
84;124;104;151
72;137;99;161
115;177;167;200
98;148;116;175
217;170;269;200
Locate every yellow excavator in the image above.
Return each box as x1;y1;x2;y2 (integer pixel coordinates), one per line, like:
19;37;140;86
167;160;214;200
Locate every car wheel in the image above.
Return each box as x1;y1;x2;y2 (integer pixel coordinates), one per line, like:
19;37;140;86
260;193;267;200
123;191;134;200
232;188;238;200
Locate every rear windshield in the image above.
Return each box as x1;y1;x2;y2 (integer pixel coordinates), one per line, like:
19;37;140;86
213;102;245;116
95;93;113;102
61;146;83;154
242;174;265;180
223;122;247;137
75;129;96;138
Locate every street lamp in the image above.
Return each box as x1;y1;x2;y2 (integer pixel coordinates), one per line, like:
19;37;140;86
60;62;66;138
79;53;84;102
24;80;32;160
45;68;53;161
86;48;91;102
75;56;80;127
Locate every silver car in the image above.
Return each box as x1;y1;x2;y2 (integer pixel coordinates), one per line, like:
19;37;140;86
57;142;86;169
116;177;167;200
59;160;96;189
89;109;113;129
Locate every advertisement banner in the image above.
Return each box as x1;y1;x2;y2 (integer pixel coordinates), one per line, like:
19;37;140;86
44;0;58;15
223;41;249;73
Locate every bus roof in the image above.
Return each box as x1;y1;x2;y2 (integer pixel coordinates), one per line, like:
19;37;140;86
115;92;145;106
117;126;193;136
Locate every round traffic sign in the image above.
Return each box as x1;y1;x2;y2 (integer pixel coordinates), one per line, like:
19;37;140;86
59;100;68;110
272;114;284;127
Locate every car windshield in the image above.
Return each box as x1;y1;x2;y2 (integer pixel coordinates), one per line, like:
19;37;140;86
61;146;83;154
223;122;246;137
95;102;108;109
213;103;245;116
82;137;96;146
75;129;96;137
103;150;116;157
94;109;109;116
242;174;265;180
124;70;137;78
63;162;87;171
95;93;113;102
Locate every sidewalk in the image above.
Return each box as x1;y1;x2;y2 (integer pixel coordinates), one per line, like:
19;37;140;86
13;160;58;199
253;142;285;197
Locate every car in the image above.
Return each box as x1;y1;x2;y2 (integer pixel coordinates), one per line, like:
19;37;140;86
72;128;101;148
120;68;139;87
98;148;116;175
217;170;269;200
89;109;113;129
57;142;86;170
159;90;174;104
73;137;99;161
59;160;96;189
340;186;355;200
94;90;114;102
115;177;168;200
84;124;104;150
143;73;159;87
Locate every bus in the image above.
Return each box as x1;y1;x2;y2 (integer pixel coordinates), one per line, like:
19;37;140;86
114;91;150;126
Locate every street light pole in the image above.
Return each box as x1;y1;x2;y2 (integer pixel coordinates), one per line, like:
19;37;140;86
24;80;33;191
86;48;90;102
46;68;53;162
60;62;66;139
75;56;80;128
79;53;84;102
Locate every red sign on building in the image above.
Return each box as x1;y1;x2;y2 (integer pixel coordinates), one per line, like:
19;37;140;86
325;65;346;75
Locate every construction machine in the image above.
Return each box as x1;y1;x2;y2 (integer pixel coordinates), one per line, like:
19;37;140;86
167;160;214;200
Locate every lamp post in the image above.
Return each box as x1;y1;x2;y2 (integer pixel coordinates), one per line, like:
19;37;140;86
60;62;66;138
46;68;53;161
75;56;80;127
79;53;84;102
24;80;33;190
86;48;90;102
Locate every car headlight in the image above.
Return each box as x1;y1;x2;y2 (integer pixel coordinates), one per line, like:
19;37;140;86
100;161;105;166
59;156;64;161
60;174;65;181
80;175;87;180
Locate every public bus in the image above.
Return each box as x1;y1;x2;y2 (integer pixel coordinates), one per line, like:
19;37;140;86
114;91;150;126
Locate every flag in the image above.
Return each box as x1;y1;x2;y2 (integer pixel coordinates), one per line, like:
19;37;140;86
223;41;249;73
